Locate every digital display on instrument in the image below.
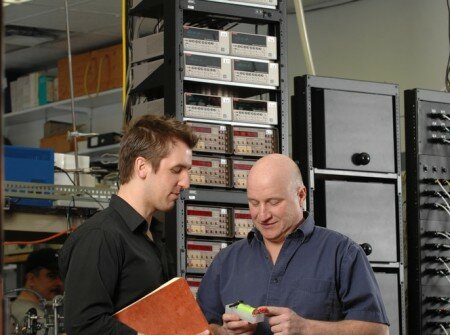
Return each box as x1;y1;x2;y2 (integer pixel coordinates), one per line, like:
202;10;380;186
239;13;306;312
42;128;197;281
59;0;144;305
186;54;222;68
232;98;278;125
184;93;232;121
233;126;278;157
232;159;256;189
233;60;268;73
187;122;231;154
232;33;267;47
190;156;231;187
186;205;232;237
184;26;220;41
186;94;222;107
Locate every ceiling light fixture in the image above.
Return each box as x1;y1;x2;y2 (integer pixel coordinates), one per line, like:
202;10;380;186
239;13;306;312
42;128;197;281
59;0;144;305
5;25;58;48
3;0;33;7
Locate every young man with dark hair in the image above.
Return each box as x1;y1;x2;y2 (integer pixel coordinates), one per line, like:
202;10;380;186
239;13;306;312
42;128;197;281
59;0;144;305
59;115;203;335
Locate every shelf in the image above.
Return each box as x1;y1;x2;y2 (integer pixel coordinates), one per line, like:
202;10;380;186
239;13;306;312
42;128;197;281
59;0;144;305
4;181;117;209
4;211;82;234
202;0;277;10
182;188;248;204
184;77;278;90
180;0;282;22
78;143;120;161
4;88;122;126
371;262;402;269
184;117;275;128
129;0;164;18
185;51;273;64
313;168;399;180
129;0;281;21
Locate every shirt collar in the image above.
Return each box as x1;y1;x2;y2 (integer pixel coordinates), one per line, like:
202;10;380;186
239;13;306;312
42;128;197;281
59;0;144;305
110;194;148;232
247;211;315;244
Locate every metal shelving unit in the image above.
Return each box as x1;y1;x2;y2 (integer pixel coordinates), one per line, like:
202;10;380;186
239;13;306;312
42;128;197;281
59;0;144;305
292;75;406;335
3;88;122;127
4;181;115;209
405;89;450;335
2;87;122;237
126;0;288;282
3;181;117;241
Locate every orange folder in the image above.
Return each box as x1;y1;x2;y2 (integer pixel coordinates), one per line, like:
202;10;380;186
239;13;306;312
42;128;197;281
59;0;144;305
115;277;210;335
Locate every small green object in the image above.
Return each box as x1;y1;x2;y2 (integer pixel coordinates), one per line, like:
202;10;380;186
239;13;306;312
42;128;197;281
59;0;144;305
225;301;264;323
236;303;255;314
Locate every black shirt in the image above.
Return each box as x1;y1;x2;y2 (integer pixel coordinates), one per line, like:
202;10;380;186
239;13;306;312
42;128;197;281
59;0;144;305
59;195;175;335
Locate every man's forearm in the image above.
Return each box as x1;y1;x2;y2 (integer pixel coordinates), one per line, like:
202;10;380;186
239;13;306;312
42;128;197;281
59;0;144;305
305;319;388;335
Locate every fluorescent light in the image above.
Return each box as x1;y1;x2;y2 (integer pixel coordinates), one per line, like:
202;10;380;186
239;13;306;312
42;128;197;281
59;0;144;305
6;35;54;47
3;0;33;6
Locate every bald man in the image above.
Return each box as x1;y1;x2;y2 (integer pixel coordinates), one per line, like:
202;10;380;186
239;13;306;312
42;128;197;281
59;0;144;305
197;154;389;335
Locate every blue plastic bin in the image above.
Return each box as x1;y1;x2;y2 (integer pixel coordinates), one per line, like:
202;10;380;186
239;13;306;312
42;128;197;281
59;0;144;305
4;145;54;207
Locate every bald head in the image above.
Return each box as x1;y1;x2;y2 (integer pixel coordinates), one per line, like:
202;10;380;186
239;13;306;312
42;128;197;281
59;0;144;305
247;154;307;245
248;154;303;192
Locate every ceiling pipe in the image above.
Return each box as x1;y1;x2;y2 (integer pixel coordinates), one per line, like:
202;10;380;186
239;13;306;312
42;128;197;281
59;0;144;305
293;0;316;75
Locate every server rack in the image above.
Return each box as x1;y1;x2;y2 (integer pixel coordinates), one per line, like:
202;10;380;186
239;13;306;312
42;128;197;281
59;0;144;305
292;75;406;335
405;89;450;335
125;0;288;286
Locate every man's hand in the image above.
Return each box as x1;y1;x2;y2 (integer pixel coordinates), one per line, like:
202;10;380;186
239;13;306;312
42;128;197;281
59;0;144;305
264;306;308;334
140;330;210;335
210;313;257;335
262;306;389;335
196;330;211;335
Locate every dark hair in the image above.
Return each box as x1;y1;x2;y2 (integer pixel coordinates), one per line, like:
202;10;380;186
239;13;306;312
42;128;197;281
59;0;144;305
24;248;59;274
118;115;198;184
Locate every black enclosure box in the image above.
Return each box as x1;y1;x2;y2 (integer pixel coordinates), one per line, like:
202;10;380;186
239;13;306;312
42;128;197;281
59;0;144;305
374;270;401;335
314;179;398;263
311;88;396;173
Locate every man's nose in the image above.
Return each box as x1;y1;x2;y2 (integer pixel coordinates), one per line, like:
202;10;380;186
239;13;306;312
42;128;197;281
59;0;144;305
179;170;190;190
258;204;271;221
55;277;63;289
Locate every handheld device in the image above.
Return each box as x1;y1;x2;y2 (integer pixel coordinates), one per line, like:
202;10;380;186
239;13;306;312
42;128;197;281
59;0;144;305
225;301;268;323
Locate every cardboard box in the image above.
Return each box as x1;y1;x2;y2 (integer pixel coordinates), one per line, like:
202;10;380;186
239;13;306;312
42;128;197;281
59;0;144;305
57;44;123;100
54;152;90;170
54;153;96;187
38;75;55;105
44;121;74;138
40;134;85;153
54;172;96;187
10;72;40;112
40;133;74;153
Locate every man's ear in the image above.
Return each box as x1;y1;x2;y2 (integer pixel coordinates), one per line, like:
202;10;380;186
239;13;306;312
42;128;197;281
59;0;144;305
25;272;36;288
298;186;307;208
135;157;151;179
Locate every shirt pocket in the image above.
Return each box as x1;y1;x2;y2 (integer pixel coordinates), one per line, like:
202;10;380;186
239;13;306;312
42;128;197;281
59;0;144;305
286;277;336;321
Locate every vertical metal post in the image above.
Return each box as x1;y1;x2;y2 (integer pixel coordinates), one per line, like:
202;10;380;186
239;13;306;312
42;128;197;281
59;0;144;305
1;0;5;332
64;0;80;186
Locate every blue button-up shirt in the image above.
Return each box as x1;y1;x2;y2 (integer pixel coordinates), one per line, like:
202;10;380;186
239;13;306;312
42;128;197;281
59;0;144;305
197;213;389;334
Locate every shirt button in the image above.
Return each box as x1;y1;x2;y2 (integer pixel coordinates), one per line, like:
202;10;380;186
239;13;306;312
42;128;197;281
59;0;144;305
273;278;279;283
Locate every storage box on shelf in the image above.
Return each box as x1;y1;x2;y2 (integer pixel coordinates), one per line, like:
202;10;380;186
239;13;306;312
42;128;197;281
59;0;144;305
9;71;57;113
40;133;86;154
57;44;122;100
4;145;54;207
54;153;96;188
44;121;74;138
